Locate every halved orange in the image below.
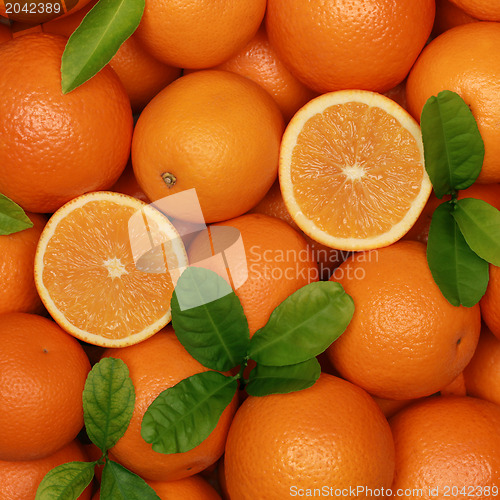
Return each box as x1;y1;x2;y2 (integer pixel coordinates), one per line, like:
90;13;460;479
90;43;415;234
279;90;432;251
34;191;188;347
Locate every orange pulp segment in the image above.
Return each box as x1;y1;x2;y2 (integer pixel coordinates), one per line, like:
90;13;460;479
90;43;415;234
34;191;188;347
279;89;432;251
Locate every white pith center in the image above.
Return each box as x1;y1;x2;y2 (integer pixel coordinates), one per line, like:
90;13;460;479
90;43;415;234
342;164;366;181
103;257;128;278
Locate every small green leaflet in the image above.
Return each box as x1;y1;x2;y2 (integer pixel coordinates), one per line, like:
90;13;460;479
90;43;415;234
246;358;321;397
171;267;250;371
248;281;354;366
420;90;484;198
0;194;33;235
82;357;135;453
35;461;95;500
61;0;145;93
100;460;161;499
141;371;237;454
427;202;488;307
453;198;500;267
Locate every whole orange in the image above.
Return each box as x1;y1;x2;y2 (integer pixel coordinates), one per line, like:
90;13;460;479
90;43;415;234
248;180;345;280
108;35;181;113
464;326;500;406
406;22;500;184
0;212;46;315
390;396;500;497
0;440;92;500
134;0;265;68
0;0;93;24
0;33;132;213
132;70;284;223
188;213;319;336
0;313;90;461
102;327;238;481
265;0;435;93
433;0;478;37
480;265;500;338
404;183;500;243
449;0;500;21
327;241;481;400
225;373;395;499
198;24;317;123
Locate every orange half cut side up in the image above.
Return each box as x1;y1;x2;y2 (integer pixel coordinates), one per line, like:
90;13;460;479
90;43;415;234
279;89;432;251
34;191;188;347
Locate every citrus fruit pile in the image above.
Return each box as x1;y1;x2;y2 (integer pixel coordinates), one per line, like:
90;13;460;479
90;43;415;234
2;0;500;498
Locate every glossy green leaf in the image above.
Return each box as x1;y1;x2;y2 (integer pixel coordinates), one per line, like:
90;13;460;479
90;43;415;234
82;357;135;453
0;194;33;235
61;0;145;93
420;90;484;198
141;371;237;454
427;202;488;307
248;281;354;366
100;460;161;499
246;358;321;397
453;197;500;267
171;267;249;371
35;461;95;500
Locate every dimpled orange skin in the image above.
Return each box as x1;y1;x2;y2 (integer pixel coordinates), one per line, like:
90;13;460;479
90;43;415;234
407;23;500;184
132;70;284;224
0;33;132;213
225;373;395;500
265;0;435;94
134;0;266;68
108;35;181;113
390;396;500;497
102;327;238;481
188;213;319;336
327;241;481;400
464;326;500;407
0;212;47;315
480;265;500;340
432;0;478;37
248;181;344;280
449;0;500;21
0;440;92;500
0;313;91;461
204;24;318;123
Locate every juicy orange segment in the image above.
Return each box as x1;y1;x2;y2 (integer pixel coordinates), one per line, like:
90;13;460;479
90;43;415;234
35;192;188;347
279;90;431;251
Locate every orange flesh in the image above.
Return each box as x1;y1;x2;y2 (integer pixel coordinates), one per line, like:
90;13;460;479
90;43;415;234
41;200;177;341
290;102;424;239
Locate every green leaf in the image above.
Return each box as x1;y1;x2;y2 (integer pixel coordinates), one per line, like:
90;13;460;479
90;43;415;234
0;194;33;235
61;0;145;93
171;267;250;371
35;461;95;500
427;202;488;307
246;358;321;397
141;371;237;454
420;90;484;198
248;281;354;366
100;460;160;500
453;198;500;267
82;357;135;453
